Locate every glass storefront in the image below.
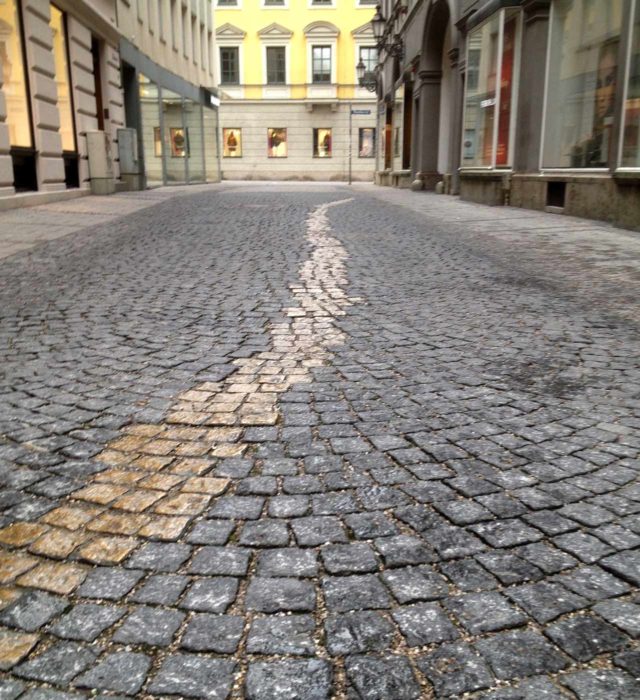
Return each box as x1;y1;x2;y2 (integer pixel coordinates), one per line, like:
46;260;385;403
462;10;520;168
622;1;640;167
50;5;75;153
184;98;205;182
542;0;623;168
139;74;163;186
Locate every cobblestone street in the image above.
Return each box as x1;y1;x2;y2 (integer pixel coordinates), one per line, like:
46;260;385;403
0;183;639;699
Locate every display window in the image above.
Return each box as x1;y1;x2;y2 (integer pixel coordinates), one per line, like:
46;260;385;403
359;128;375;158
268;128;287;157
461;9;521;169
223;128;242;157
621;0;640;168
313;128;332;157
542;0;624;169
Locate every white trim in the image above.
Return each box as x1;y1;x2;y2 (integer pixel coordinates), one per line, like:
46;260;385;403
307;41;337;98
217;44;244;99
618;0;638;169
540;168;610;174
504;9;523;170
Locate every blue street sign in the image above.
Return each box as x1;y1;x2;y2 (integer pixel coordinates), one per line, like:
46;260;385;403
351;109;371;115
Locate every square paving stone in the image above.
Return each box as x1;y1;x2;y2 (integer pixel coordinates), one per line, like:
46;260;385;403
14;641;97;684
321;543;379;574
381;566;448;604
130;574;189;605
16;689;84;700
180;578;239;613
614;649;640;677
344;512;399;539
475;553;543;585
553;532;614;564
207;496;265;520
558;565;631;600
49;603;124;641
189;546;251;576
76;567;144;600
214;459;254;479
440;559;498;591
0;678;25;700
323;574;391;613
74;651;151;695
180;614;244;653
148;654;236;700
256;548;318;578
374;535;435;567
239;520;290;547
245;577;315;613
291;516;348;546
246;614;315;655
593;600;640;637
125;542;192;572
245;659;332;700
601;550;640;586
478;675;569;699
345;655;421;700
445;592;527;634
268;496;310;518
545;614;627;662
261;458;298;476
186;520;235;545
506;581;587;624
236;477;278;496
417;642;494;697
515;542;577;574
560;669;640;700
424;525;486;559
475;629;569;680
435;499;493;525
324;610;395;656
113;605;185;646
283;476;323;495
392;602;459;647
0;591;68;632
523;510;578;536
470;519;543;548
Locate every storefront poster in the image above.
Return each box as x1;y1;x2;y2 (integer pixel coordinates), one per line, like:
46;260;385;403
223;128;242;157
170;127;189;157
268;128;287;157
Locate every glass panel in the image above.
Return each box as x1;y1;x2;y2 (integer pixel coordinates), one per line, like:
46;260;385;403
543;0;623;168
162;88;186;183
220;47;239;84
50;5;75;152
267;46;286;84
313;128;331;157
359;46;378;83
622;4;640;167
312;46;331;83
462;14;500;167
267;127;287;157
496;12;517;166
204;108;220;181
359;127;375;157
0;0;32;147
139;74;163;186
223;128;242;157
184;98;204;182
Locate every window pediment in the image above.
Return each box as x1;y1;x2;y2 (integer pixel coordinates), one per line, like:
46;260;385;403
216;23;246;39
303;21;340;38
351;22;374;38
258;22;293;39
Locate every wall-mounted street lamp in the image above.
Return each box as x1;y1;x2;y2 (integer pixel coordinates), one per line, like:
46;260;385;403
371;4;406;61
356;59;378;92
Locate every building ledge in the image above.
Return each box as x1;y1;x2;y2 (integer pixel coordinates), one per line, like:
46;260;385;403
0;188;90;212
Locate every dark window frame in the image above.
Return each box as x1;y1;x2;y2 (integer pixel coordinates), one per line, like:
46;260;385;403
220;46;240;85
266;46;286;84
312;45;332;84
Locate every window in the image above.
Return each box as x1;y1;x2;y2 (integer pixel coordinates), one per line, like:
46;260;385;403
267;46;286;84
359;128;375;157
358;0;377;4
312;46;331;83
313;128;332;157
264;0;285;5
311;0;333;5
461;9;521;168
622;1;640;167
543;0;623;168
182;6;188;57
268;128;287;157
50;5;75;153
158;0;164;40
359;46;378;83
223;128;242;157
171;0;177;49
217;0;238;5
220;47;240;84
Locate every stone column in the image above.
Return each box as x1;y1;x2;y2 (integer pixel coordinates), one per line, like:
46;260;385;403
414;68;442;190
0;55;16;196
447;46;463;195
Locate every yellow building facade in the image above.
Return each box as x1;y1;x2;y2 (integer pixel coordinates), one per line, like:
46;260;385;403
216;0;379;180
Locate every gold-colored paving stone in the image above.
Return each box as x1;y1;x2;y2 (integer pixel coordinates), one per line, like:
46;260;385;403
0;551;40;584
180;390;213;402
93;469;145;485
142;439;180;455
77;536;138;565
139;516;190;541
174;442;210;457
134;455;173;471
207;400;243;412
17;561;86;595
239;413;279;426
123;424;165;437
205;427;242;442
112;489;164;513
95;450;130;466
87;512;150;536
164;427;206;441
169;458;213;476
41;505;101;531
199;382;222;391
166;411;211;425
0;522;48;547
154;493;210;516
72;483;130;506
181;477;230;496
206;413;236;426
211;443;246;458
0;629;40;670
0;588;21;610
108;435;151;453
140;473;185;491
28;529;89;559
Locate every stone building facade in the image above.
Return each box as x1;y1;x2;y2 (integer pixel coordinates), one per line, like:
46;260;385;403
376;0;640;230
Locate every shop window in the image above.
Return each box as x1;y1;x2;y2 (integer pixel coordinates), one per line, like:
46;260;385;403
267;46;286;84
461;9;521;168
268;128;287;157
223;128;242;157
542;0;623;168
312;46;331;83
220;47;240;84
313;128;332;157
359;128;375;157
621;2;640;168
